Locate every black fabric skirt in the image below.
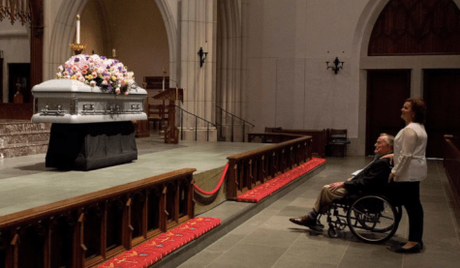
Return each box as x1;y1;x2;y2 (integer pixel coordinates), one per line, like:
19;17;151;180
46;121;138;171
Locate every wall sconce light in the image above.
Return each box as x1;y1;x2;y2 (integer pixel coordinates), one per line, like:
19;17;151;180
198;47;208;67
326;57;344;74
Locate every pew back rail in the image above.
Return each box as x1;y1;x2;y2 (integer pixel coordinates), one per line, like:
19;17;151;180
0;168;195;268
227;136;312;199
444;135;460;203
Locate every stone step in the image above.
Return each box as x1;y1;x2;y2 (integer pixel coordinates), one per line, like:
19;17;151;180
0;140;49;158
0;121;51;158
0;121;51;135
0;131;50;147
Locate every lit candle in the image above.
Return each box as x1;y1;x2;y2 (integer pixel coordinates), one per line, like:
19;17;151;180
112;49;116;58
76;15;80;44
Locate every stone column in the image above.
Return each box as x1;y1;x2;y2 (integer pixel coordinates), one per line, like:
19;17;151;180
179;0;217;141
30;0;44;92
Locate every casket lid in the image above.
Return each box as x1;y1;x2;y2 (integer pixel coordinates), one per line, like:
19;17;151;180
32;79;147;95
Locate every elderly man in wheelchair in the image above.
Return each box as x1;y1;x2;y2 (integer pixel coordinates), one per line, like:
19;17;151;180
290;133;401;243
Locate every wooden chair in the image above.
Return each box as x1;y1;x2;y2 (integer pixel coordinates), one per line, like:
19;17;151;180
327;129;351;157
148;104;168;131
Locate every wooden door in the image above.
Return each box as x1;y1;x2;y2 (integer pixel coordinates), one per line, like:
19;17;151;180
366;70;411;156
424;69;460;158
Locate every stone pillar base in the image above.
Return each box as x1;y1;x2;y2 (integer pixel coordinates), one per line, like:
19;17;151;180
180;127;218;142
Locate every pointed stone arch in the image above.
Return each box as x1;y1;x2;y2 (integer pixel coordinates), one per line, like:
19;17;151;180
155;0;179;88
46;0;177;86
46;0;89;80
216;0;244;116
351;0;460;155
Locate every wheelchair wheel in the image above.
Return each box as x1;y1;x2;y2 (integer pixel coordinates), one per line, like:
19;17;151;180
328;226;338;238
347;195;399;244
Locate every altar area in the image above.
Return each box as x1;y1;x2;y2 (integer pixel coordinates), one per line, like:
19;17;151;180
0;134;269;217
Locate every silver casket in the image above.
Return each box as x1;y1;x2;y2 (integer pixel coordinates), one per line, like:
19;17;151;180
31;79;147;123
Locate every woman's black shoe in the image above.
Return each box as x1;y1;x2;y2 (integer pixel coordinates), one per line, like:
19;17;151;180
395;242;423;253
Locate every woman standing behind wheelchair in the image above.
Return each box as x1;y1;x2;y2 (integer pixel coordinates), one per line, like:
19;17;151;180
387;98;427;253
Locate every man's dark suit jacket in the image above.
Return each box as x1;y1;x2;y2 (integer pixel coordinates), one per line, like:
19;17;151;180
343;154;392;194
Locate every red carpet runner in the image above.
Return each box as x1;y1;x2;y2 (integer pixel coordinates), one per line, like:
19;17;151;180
96;217;221;268
237;157;326;203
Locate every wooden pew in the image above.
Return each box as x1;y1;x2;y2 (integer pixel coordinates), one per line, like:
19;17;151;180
227;135;312;199
0;168;195;268
444;135;460;204
0;103;33;120
249;127;327;157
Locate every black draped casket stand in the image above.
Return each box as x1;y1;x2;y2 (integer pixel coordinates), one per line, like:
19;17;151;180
46;121;138;171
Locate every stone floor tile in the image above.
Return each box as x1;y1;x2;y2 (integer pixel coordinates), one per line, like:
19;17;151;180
207;243;288;268
176;249;223;268
205;233;247;254
272;256;338;268
238;228;302;248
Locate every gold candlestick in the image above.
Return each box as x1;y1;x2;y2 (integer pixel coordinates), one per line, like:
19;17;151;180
70;43;86;55
70;15;86;55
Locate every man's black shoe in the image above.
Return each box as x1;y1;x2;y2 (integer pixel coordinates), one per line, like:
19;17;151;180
289;215;317;228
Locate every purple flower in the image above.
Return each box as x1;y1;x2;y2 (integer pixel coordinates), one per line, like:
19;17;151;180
101;56;106;59
114;59;119;63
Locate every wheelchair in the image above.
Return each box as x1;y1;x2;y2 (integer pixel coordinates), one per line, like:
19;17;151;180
317;193;402;244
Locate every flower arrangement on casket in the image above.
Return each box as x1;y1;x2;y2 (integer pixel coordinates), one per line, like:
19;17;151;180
56;54;137;95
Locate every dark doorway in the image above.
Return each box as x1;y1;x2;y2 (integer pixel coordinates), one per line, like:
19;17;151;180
8;63;31;103
424;69;460;158
366;70;411;156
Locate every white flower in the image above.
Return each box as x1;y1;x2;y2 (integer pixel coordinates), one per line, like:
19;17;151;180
90;80;96;87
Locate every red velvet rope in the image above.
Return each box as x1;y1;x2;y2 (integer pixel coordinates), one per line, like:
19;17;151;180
194;163;229;195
